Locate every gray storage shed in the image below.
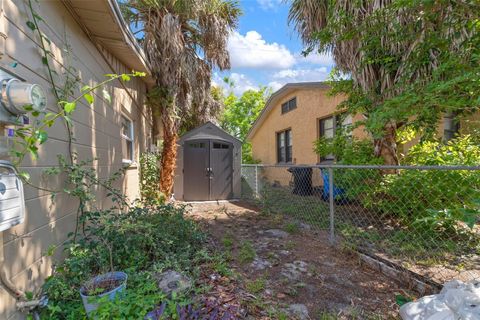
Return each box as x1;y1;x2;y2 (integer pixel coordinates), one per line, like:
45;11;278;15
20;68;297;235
173;122;242;201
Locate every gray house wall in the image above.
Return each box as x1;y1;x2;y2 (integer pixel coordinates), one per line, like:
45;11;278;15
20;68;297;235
173;122;241;201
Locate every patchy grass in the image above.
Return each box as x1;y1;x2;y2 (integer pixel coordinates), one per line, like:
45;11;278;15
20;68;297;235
284;222;300;234
245;277;266;294
259;185;330;229
238;241;256;264
221;233;234;248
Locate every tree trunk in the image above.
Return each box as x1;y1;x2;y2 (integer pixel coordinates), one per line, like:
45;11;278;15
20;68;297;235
159;115;178;197
374;123;399;166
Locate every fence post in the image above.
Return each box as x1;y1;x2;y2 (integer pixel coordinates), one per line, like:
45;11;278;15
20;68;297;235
254;165;259;198
328;167;335;245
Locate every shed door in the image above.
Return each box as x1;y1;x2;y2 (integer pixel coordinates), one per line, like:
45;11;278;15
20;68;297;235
183;140;210;201
210;141;233;200
183;140;233;201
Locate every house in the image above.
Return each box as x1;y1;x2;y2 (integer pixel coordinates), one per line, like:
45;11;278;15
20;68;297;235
0;1;154;318
247;81;479;166
246;82;367;166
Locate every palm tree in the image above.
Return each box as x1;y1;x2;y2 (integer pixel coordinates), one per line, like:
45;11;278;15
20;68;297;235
125;0;240;196
288;0;479;165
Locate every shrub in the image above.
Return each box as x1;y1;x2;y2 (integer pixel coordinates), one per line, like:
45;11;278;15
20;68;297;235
139;152;165;206
41;204;205;319
372;134;480;235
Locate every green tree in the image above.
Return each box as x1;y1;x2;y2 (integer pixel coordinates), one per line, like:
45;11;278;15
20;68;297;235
289;0;480;164
124;0;241;196
219;83;270;163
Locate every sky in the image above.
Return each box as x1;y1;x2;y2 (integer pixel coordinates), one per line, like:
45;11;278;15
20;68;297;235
213;0;335;95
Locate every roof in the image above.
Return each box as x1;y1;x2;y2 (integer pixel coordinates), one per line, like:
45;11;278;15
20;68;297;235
63;0;154;86
180;121;242;145
246;82;331;140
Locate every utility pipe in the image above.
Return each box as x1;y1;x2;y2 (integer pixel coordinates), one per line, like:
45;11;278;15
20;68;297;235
0;231;26;300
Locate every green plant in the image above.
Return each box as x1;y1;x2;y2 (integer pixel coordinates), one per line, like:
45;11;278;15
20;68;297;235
284;222;300;234
40;204;206;319
139;151;164;206
221;234;234;248
238;241;256;264
245;277;266;294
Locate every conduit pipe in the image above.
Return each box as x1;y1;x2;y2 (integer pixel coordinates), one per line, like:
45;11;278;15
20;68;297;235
0;231;26;300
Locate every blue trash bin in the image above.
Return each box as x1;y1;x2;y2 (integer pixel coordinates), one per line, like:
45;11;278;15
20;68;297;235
321;170;346;201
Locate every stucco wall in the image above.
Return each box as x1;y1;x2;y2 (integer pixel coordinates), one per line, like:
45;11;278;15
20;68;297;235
0;1;151;319
250;87;366;166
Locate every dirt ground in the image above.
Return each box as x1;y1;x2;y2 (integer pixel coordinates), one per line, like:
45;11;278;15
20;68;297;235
186;201;414;319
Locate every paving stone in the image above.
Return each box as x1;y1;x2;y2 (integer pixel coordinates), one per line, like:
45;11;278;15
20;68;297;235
287;304;310;320
155;270;192;296
251;257;272;270
262;229;289;238
281;261;308;281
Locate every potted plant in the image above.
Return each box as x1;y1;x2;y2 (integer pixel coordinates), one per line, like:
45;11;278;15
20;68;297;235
79;271;128;316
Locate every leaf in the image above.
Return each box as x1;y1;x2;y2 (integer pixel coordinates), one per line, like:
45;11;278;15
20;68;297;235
102;89;111;104
26;21;36;31
64;102;76;113
121;74;131;81
41;56;48;66
395;294;412;306
37;131;48;144
81;85;91;92
18;171;30;182
46;244;56;257
83;93;94;105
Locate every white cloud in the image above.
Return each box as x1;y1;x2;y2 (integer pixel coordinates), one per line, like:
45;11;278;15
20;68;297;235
272;67;329;81
267;81;284;92
296;52;334;66
212;72;257;96
267;67;330;91
228;31;296;69
257;0;282;10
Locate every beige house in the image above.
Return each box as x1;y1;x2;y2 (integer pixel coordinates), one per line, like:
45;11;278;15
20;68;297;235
247;82;479;166
0;1;154;318
247;82;367;166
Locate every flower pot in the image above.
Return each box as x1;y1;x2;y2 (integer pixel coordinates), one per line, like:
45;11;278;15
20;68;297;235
80;271;127;316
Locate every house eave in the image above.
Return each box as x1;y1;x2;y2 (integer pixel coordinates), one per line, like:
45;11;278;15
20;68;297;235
246;82;331;141
63;0;154;86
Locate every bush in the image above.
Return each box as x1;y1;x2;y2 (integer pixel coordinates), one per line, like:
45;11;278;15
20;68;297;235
41;204;206;319
372;134;480;235
139;152;165;206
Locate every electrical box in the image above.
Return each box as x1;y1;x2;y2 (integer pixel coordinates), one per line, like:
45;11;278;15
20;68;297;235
0;67;47;124
0;161;25;232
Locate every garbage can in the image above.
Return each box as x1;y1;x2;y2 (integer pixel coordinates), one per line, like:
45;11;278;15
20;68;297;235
287;167;313;196
321;169;346;201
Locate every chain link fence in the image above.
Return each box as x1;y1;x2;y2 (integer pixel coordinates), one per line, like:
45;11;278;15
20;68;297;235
241;164;480;286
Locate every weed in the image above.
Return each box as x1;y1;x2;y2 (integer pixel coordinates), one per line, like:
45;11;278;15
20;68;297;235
245;277;266;294
238;241;256;264
284;222;300;234
222;234;234;248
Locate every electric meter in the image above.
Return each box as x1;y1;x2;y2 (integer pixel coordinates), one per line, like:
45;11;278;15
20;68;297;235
0;68;47;124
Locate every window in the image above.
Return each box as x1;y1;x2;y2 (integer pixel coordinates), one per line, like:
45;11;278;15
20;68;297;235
319;114;353;161
277;129;292;163
281;97;297;114
213;142;230;149
121;115;134;163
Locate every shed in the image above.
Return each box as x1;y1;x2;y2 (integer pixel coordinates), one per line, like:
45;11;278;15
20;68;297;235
173;122;242;201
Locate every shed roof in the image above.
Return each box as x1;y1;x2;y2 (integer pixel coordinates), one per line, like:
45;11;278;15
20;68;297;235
180;121;242;145
63;0;154;86
246;82;331;140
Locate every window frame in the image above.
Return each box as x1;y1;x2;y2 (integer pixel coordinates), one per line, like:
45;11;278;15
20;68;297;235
281;97;297;114
276;128;292;164
318;113;353;162
121;114;135;164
